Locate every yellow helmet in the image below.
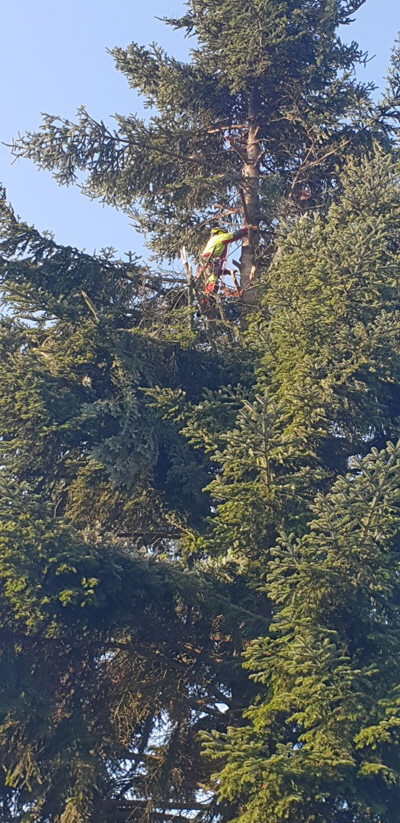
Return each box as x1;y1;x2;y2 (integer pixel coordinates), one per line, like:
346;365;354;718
210;226;226;235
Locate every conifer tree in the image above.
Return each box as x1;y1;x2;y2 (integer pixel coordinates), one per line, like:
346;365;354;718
0;188;265;823
1;2;400;823
206;439;400;823
11;0;397;295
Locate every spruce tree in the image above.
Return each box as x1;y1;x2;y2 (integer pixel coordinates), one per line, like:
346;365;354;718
206;439;400;823
0;3;400;823
194;150;400;823
11;0;393;295
0;188;265;823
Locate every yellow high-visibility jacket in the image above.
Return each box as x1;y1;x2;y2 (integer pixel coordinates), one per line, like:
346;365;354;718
201;228;247;262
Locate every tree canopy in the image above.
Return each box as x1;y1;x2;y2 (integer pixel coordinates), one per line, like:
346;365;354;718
1;2;400;823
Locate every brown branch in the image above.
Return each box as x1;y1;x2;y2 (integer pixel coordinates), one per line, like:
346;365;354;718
104;811;206;823
103;800;211;812
226;135;248;164
68;127;225;174
149;144;223;172
80;290;99;322
207;124;248;134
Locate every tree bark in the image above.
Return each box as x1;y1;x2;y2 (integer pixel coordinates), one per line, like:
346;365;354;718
240;89;260;306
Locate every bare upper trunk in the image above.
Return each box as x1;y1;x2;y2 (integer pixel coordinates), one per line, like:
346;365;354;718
240;89;260;305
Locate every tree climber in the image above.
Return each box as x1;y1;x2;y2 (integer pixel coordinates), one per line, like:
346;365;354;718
197;225;258;296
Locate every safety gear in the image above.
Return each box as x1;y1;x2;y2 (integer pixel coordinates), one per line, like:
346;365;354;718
201;228;247;263
198;226;256;299
204;280;218;295
204;262;219;291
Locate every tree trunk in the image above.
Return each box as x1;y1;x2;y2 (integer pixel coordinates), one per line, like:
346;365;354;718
240;89;260;306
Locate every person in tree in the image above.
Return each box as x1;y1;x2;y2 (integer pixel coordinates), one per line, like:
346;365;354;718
197;225;257;296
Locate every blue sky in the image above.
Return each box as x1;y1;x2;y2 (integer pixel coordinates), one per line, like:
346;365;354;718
0;0;399;259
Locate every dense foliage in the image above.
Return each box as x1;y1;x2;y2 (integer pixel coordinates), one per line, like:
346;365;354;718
1;2;400;822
